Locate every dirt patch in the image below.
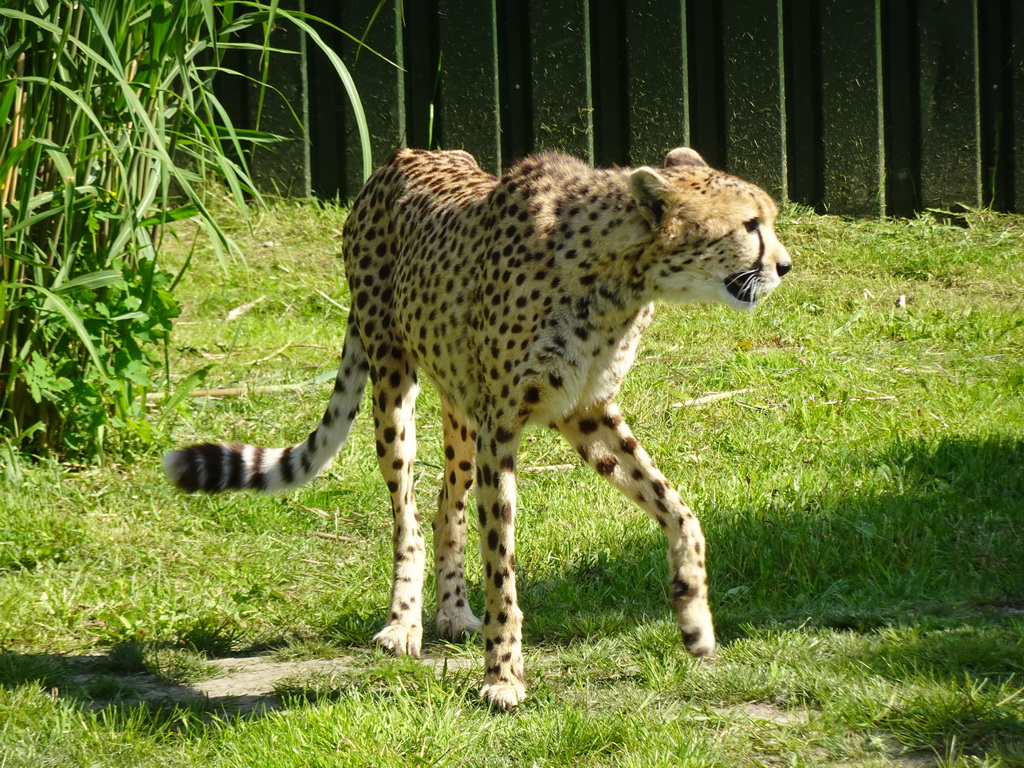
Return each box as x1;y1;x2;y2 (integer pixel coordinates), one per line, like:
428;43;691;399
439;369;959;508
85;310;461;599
74;653;477;717
709;701;810;726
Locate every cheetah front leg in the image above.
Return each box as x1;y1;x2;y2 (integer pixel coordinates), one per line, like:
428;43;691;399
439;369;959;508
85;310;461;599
432;396;482;640
557;401;716;658
370;359;426;658
474;420;527;709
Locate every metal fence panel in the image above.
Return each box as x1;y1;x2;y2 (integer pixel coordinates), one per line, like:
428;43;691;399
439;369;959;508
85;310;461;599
624;0;690;166
530;0;594;163
917;0;982;210
438;0;502;171
820;0;885;216
721;0;787;201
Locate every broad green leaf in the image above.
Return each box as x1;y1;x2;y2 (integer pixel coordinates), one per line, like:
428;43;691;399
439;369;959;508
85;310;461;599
1;282;108;376
137;204;199;228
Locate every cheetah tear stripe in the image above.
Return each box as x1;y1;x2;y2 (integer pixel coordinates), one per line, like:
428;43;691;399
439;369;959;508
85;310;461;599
163;321;368;493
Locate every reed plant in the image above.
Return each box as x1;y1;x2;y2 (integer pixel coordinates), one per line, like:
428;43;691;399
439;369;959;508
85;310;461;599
0;0;369;458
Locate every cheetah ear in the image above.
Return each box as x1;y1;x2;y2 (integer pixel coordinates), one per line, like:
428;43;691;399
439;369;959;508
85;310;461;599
664;147;708;169
629;167;671;228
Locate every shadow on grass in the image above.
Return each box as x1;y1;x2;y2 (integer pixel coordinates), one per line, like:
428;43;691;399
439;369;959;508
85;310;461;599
0;649;242;734
512;434;1024;756
518;435;1022;633
0;641;478;732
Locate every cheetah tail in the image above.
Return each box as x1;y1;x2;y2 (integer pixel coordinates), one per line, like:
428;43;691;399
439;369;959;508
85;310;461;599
163;321;368;494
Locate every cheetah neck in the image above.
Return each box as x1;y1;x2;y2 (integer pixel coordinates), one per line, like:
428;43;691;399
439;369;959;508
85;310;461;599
550;172;651;249
540;173;656;313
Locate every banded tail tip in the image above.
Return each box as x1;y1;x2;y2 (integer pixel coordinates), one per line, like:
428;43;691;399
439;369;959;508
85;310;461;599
163;443;237;493
163;447;201;492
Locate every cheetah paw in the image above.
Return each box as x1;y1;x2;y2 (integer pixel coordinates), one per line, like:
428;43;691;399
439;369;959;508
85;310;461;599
679;614;716;659
683;628;716;659
435;609;482;641
480;679;527;710
373;623;422;658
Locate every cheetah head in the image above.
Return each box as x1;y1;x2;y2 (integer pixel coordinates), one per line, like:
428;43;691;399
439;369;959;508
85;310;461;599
629;148;792;310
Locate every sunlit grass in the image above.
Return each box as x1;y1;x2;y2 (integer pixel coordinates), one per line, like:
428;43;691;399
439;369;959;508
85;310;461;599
1;203;1022;766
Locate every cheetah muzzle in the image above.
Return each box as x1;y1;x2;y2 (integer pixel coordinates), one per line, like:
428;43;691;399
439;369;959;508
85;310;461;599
164;146;792;710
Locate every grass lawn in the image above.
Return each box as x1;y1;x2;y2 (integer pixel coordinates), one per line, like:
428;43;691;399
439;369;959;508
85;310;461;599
1;200;1023;766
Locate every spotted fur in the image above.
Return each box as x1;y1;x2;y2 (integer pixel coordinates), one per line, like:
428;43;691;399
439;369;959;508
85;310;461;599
164;146;791;709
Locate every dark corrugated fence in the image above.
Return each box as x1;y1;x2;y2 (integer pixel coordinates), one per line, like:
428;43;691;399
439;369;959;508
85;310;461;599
235;0;1023;216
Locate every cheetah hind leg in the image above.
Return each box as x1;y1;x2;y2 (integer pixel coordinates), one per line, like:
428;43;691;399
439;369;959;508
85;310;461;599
433;396;483;640
370;357;426;658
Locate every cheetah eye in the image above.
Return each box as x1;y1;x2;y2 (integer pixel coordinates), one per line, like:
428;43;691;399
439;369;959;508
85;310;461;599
743;218;760;233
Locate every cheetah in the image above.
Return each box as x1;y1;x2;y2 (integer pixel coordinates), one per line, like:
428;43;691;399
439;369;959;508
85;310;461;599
164;146;792;709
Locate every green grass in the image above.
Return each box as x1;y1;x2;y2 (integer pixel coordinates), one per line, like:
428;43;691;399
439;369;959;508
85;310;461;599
1;202;1023;766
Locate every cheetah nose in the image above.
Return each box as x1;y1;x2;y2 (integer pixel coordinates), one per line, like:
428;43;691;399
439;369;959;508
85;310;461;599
776;259;792;278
